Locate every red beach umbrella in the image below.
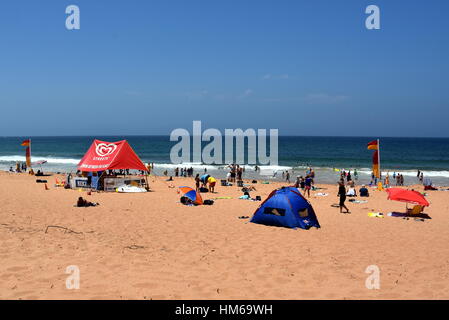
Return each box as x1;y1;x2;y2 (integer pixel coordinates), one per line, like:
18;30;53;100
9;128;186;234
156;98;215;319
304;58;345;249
386;188;430;207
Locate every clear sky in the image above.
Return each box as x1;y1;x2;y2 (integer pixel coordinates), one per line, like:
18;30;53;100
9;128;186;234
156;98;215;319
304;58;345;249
1;0;448;137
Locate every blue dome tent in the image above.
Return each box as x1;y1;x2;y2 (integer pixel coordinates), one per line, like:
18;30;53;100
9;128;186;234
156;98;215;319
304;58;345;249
250;187;320;229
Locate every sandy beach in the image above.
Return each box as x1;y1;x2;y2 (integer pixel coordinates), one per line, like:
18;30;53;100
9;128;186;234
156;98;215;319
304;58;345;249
0;171;448;300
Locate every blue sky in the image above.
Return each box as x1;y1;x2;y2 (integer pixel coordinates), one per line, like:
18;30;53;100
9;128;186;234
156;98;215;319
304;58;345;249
0;0;448;137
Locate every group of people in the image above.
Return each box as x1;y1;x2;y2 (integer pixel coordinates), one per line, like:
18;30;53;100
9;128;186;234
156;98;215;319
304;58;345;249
226;164;245;183
194;174;216;193
9;162;28;173
391;172;405;186
174;167;195;177
294;174;314;197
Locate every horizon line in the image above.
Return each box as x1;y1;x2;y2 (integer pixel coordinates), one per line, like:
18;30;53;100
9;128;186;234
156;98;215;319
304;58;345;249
1;134;449;139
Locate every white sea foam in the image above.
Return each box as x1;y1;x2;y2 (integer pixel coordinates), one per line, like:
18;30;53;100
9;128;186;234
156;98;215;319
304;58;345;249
358;169;449;178
0;155;80;165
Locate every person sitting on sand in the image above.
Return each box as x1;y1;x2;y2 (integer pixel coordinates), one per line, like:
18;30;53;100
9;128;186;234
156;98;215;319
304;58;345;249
76;197;99;207
239;191;252;200
359;185;369;197
346;186;357;197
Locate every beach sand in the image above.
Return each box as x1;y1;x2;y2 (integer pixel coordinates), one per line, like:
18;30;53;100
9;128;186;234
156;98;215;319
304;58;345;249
1;171;449;300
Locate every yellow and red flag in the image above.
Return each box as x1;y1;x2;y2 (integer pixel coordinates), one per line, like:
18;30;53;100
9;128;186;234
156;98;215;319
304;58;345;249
21;139;32;167
367;140;378;150
367;139;380;178
21;139;30;147
372;150;380;178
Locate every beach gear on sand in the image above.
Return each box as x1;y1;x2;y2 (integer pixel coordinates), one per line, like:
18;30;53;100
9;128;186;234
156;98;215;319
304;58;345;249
348;199;368;204
178;186;203;205
116;185;147;193
250;187;320;230
367;212;384;218
315;193;328;197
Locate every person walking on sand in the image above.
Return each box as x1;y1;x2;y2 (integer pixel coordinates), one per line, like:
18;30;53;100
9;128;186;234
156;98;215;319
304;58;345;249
337;180;350;214
285;171;290;184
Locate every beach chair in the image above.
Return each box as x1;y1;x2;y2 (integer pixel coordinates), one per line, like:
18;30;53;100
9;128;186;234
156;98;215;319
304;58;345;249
407;205;423;215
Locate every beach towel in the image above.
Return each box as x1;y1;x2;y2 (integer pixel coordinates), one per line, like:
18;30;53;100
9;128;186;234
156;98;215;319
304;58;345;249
348;199;368;204
367;212;384;218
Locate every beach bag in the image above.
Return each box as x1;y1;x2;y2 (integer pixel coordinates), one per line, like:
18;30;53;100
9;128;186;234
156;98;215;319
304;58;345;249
199;187;209;193
203;199;214;205
221;180;228;186
255;196;262;201
237;180;244;187
252;180;257;184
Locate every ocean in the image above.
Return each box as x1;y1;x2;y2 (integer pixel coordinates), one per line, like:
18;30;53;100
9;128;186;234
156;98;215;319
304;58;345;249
1;136;449;186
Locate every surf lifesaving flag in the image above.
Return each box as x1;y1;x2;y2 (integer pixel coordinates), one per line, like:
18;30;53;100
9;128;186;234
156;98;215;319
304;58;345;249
21;139;32;167
367;140;380;178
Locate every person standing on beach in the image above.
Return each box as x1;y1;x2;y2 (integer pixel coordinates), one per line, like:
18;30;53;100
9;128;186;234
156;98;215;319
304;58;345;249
337;180;350;213
194;174;200;192
347;171;352;182
304;175;313;197
385;174;390;188
285;171;290;184
354;169;358;181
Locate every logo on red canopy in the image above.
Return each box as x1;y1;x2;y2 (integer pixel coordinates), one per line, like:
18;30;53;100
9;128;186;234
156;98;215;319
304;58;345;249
95;143;117;157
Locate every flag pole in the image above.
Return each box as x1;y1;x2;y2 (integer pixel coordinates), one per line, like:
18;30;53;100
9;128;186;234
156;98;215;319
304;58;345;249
377;138;381;179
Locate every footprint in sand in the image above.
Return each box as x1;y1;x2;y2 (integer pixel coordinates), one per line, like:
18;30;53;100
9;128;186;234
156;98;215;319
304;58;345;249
6;266;28;272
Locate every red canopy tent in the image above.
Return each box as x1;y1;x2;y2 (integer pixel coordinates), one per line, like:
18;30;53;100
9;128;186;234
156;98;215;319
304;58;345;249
77;139;148;172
